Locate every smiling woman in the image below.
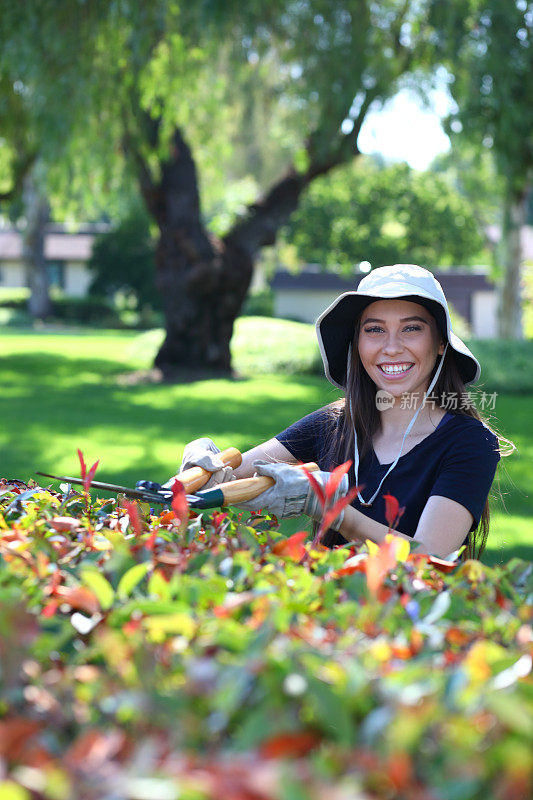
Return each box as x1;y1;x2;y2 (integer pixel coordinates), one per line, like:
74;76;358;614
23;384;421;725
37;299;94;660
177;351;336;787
358;301;445;390
169;265;515;561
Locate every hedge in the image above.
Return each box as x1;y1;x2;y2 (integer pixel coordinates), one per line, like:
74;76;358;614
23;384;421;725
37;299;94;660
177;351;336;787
0;476;531;800
232;318;533;395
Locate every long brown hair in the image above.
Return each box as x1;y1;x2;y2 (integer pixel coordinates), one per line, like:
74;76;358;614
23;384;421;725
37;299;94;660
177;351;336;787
325;315;514;560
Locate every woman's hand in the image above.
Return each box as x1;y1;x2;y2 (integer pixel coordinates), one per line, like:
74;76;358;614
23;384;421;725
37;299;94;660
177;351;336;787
237;460;349;526
163;437;234;489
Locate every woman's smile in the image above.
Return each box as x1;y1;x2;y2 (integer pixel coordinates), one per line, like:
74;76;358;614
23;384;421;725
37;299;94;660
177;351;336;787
378;362;415;378
358;298;445;396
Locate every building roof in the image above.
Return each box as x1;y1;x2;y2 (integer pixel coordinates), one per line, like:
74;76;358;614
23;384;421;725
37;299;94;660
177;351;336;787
271;269;363;291
271;267;496;292
271;267;497;325
0;230;95;261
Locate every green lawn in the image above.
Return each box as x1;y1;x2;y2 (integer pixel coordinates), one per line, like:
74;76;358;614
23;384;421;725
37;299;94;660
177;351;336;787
0;321;530;565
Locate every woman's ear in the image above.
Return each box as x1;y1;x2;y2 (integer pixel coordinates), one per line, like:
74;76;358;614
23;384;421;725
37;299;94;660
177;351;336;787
438;340;445;356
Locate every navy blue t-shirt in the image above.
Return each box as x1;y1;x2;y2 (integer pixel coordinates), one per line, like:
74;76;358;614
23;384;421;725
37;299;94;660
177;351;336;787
275;406;500;539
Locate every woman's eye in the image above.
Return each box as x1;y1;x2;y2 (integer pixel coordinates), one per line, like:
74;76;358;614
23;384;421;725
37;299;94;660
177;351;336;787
362;324;423;334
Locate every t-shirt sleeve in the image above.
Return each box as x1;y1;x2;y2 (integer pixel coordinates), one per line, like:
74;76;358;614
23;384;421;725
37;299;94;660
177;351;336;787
275;406;336;468
429;421;501;531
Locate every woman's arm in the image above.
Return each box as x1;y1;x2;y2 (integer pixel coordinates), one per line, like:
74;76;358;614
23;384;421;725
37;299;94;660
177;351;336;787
233;438;297;479
412;495;473;557
337;496;472;559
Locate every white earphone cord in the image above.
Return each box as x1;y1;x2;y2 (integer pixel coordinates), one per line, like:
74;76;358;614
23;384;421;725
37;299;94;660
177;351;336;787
349;342;449;507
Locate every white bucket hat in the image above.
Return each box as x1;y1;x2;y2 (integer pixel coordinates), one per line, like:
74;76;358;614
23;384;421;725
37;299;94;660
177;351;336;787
316;263;480;388
315;264;481;508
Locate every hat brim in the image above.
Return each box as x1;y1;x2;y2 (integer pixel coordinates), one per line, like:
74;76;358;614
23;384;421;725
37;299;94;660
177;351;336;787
316;289;480;388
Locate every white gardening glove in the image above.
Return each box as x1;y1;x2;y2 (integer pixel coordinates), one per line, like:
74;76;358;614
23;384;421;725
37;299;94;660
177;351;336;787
162;437;234;490
237;461;349;529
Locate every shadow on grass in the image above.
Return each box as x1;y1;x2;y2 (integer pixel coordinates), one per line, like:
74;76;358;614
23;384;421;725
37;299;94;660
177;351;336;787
2;352;530;567
1;352;333;485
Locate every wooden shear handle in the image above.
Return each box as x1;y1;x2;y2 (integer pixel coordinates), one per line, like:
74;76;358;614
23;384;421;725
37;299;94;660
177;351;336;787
177;447;242;493
220;462;319;505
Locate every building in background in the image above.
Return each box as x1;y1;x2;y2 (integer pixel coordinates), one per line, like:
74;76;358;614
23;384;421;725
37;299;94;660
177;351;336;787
1;221;531;339
271;266;500;339
0;227;98;297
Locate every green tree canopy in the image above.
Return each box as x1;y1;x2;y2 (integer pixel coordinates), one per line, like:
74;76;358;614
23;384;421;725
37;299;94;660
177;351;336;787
283;157;486;270
0;1;473;371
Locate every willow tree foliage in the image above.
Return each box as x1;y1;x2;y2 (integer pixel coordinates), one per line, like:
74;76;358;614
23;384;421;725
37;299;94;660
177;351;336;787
431;0;533;339
1;1;450;372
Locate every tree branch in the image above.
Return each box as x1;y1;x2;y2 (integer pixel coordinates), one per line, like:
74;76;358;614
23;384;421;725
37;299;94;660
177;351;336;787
223;0;421;261
0;150;36;202
224;82;383;260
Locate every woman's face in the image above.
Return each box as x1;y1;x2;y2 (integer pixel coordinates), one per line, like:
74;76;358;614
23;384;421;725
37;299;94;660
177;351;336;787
357;299;445;398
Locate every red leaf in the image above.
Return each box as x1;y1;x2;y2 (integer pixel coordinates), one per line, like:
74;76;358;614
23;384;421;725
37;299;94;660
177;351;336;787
77;448;86;481
0;717;43;759
41;600;59;618
334;553;366;577
159;509;176;525
211;511;228;531
123;500;143;537
76;449;99;491
53;585;101;615
123;617;142;636
50;516;79;533
272;530;308;561
427;555;458;574
324;460;352;501
319;485;360;536
301;465;325;507
259;730;321;759
84;459;99;492
145;531;157;551
383;493;400;528
445;627;472;646
171;479;189;523
386;752;414;792
383;493;405;531
365;539;398;595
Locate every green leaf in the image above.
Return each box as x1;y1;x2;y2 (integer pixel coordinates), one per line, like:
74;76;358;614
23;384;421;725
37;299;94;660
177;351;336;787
487;692;533;736
143;612;196;641
117;562;151;599
306;676;354;746
0;782;31;800
80;568;115;610
147;569;171;601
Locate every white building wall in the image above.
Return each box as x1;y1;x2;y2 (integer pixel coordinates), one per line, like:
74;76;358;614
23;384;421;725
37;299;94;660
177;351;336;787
274;290;342;323
471;291;498;339
277;287;500;338
0;262;27;288
0;260;92;297
63;262;93;297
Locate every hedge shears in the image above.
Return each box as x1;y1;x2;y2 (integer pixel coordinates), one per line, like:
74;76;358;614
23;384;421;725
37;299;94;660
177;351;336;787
37;447;318;511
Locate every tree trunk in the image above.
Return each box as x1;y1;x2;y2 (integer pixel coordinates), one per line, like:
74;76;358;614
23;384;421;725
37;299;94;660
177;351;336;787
497;184;528;339
135;120;362;378
22;168;52;319
137;129;254;377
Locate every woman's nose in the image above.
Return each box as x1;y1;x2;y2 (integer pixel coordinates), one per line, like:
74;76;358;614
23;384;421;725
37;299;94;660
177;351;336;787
382;332;403;354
